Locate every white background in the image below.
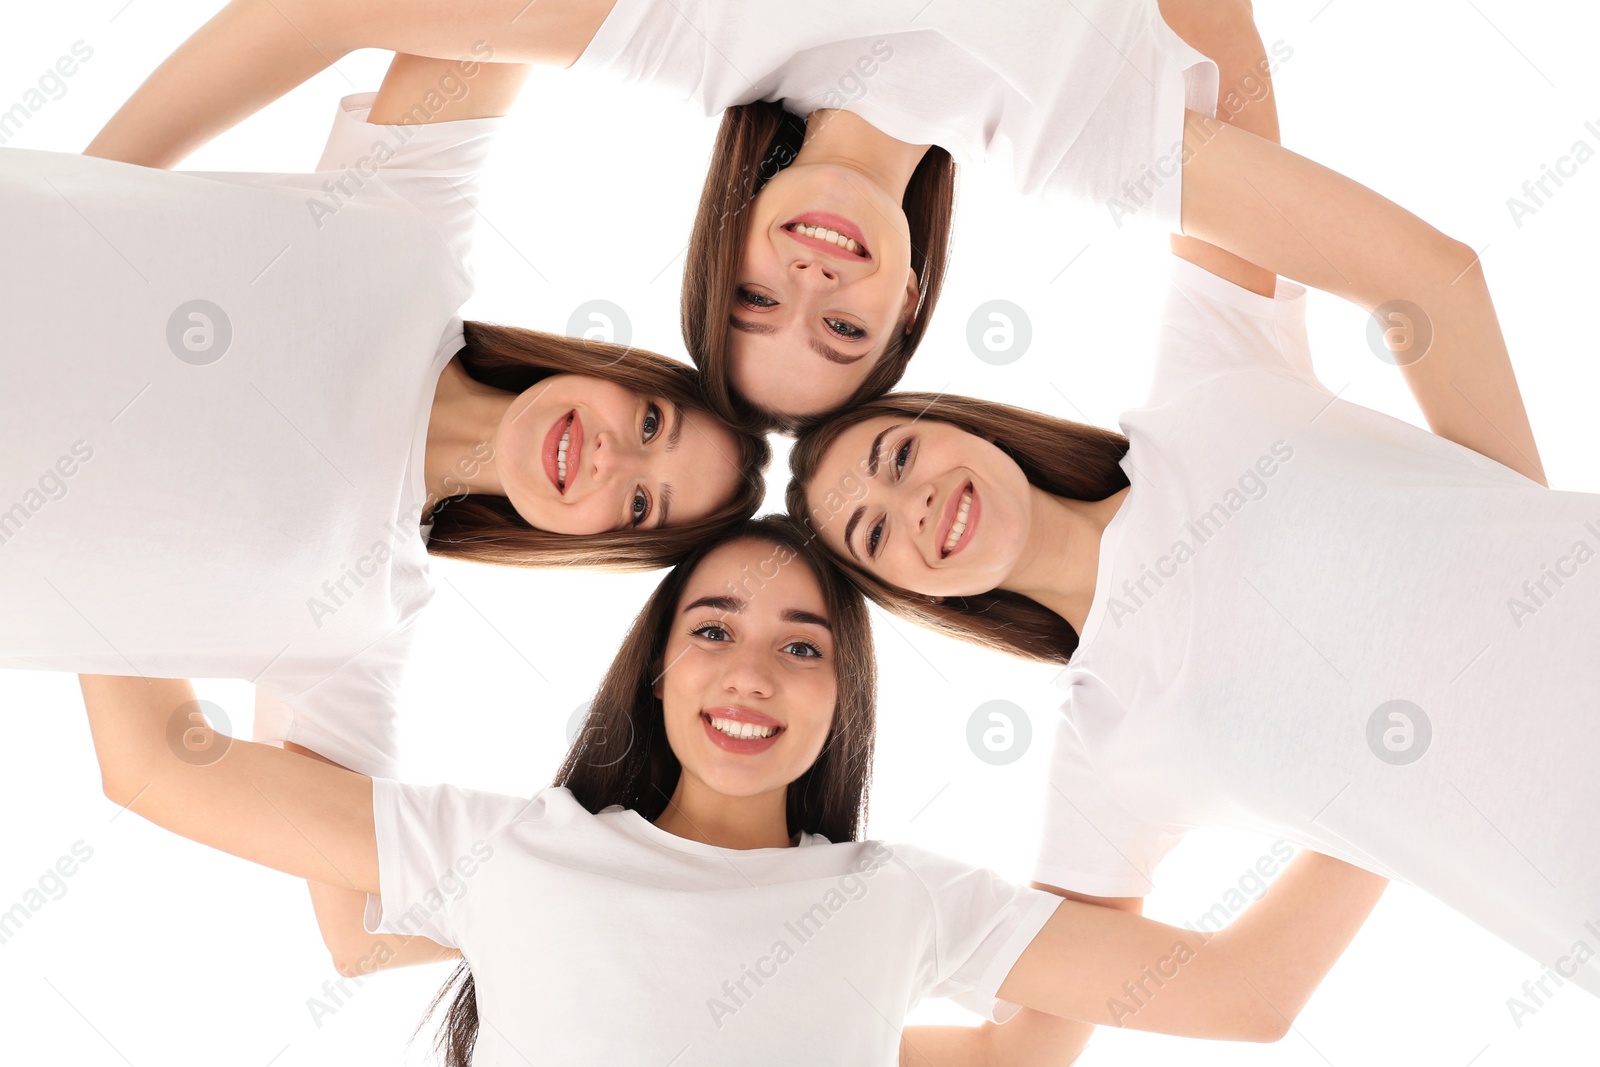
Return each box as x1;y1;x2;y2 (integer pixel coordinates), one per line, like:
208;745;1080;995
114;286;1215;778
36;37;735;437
3;1;1598;1063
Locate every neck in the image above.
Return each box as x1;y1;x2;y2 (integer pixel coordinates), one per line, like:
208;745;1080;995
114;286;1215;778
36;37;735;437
654;773;794;850
797;108;929;198
423;358;512;507
1001;486;1130;635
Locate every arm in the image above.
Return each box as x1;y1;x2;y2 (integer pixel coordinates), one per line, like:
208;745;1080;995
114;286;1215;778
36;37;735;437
84;0;595;168
999;850;1386;1040
80;675;377;892
1160;0;1279;298
1179;115;1547;486
900;889;1142;1067
283;742;461;978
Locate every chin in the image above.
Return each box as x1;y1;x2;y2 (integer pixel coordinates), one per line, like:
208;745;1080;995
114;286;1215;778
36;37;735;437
697;765;787;799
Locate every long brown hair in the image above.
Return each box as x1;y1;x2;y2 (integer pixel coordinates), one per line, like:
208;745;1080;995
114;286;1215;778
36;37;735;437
426;320;772;570
681;101;957;434
787;393;1130;664
420;515;878;1065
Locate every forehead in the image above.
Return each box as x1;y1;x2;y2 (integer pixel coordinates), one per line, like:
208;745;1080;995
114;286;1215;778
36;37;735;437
812;414;903;488
667;410;745;525
679;538;827;614
728;333;871;419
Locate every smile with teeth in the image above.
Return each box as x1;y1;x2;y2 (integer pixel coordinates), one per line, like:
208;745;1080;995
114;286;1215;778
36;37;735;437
786;223;863;255
556;413;573;491
943;488;973;555
708;715;781;740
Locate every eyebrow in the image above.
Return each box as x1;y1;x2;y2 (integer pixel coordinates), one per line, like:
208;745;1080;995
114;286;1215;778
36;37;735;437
842;423;899;562
843;507;865;563
727;316;869;366
681;595;832;631
866;423;898;478
657;484;673;530
666;401;684;452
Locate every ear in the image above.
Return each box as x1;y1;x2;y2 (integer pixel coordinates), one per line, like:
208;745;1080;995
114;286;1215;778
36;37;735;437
651;659;665;700
901;267;921;335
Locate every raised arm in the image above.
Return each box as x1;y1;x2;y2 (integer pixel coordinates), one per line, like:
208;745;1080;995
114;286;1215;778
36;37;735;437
999;849;1386;1040
901;888;1143;1067
1179;114;1547;486
81;675;378;893
283;742;462;978
84;0;569;168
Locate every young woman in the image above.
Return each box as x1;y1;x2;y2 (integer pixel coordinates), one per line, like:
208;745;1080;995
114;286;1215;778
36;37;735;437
5;54;767;782
788;223;1600;1021
81;516;1386;1064
82;0;1537;451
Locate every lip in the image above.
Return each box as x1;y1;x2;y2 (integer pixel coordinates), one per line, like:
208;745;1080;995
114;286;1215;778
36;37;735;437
700;706;785;755
782;211;871;261
541;410;584;495
937;481;978;559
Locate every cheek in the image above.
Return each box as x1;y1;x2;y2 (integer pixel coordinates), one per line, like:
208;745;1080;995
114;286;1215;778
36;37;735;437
791;677;837;756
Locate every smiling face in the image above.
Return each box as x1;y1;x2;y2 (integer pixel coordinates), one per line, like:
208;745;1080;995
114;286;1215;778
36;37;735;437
494;373;745;535
728;163;920;419
655;538;838;803
806;415;1036;597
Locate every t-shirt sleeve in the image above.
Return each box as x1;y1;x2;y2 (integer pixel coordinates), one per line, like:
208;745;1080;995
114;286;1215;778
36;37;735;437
1032;712;1185;899
361;779;544;948
1145;255;1326;407
313;91;502;272
891;843;1064;1024
252;616;422;779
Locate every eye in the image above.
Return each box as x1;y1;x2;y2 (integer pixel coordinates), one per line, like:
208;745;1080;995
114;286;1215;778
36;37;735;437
642;401;663;443
783;640;824;659
866;517;884;559
824;317;866;341
630;487;651;527
893;438;912;477
691;622;731;642
737;286;778;310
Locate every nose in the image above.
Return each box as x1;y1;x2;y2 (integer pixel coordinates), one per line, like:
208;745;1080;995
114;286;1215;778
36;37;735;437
900;480;936;536
588;429;641;487
788;257;839;290
892;481;937;558
721;638;775;700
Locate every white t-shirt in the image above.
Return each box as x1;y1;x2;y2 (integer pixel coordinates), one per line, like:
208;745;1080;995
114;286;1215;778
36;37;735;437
1035;256;1600;997
365;782;1063;1064
575;0;1218;231
0;95;500;776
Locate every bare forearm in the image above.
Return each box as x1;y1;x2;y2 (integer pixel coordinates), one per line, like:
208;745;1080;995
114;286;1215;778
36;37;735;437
902;1011;1088;1067
1161;0;1280;297
85;0;345;167
80;675;378;890
281;743;460;975
307;881;461;977
1180;118;1547;485
1393;256;1546;485
1207;851;1386;1035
